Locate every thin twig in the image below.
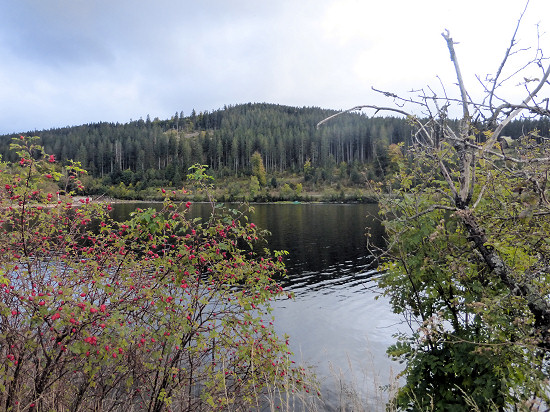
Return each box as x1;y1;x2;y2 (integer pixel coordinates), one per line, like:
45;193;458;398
488;0;530;109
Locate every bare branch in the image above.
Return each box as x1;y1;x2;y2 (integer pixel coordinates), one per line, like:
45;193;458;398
484;60;550;152
488;0;530;109
316;105;409;129
440;131;550;164
442;29;470;120
472;172;490;210
397;204;458;222
438;157;459;199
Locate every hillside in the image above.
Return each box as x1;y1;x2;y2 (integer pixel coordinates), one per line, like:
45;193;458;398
0;103;547;201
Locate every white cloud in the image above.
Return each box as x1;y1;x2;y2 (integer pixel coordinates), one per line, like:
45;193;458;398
0;0;548;134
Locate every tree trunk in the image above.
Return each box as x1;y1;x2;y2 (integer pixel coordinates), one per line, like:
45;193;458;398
456;208;550;349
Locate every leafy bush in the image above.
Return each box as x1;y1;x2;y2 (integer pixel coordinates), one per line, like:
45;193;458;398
0;137;309;411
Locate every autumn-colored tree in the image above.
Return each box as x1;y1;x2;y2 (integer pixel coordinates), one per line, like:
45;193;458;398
251;151;267;186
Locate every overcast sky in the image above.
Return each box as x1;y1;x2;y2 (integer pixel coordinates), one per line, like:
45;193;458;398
0;0;548;135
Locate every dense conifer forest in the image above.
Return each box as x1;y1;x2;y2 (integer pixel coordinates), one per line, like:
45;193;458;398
1;103;548;201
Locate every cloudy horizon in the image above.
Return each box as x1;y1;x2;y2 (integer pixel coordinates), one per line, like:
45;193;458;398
1;0;548;135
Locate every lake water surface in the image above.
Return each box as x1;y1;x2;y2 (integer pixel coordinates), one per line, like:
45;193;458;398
112;202;404;410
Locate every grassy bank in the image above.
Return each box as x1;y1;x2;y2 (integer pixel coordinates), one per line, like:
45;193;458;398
80;172;379;204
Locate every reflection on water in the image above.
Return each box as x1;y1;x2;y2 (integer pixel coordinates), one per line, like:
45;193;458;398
249;204;402;410
112;202;403;410
251;203;385;294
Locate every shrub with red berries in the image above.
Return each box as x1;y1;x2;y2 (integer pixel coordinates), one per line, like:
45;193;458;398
0;137;311;411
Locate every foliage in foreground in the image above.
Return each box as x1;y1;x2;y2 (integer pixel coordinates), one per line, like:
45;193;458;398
0;136;313;411
370;28;550;412
378;135;550;411
317;13;550;411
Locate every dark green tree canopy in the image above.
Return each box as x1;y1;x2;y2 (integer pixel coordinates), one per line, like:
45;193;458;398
1;103;545;192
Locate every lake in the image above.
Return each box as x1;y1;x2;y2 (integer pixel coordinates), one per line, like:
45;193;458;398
112;202;404;410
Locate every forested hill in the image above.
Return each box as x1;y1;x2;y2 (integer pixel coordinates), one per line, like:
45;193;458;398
0;103;410;184
0;103;548;191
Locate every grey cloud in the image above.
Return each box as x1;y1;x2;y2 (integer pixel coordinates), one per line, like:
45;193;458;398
1;0;544;135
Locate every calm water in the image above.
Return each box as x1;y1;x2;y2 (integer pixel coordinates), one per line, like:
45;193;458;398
112;202;403;410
